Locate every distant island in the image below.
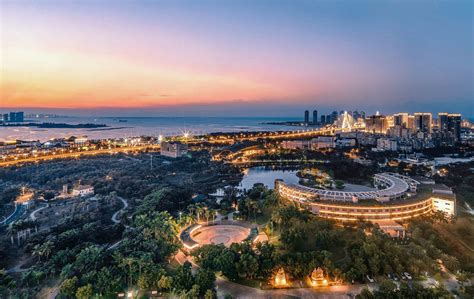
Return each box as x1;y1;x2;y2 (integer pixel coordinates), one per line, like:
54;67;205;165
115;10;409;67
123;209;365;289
1;122;108;129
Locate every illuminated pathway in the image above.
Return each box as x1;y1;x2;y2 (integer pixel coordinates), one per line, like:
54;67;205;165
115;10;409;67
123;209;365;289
0;127;335;168
0;145;161;167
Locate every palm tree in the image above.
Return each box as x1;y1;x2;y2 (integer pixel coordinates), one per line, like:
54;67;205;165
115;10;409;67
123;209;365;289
195;205;204;223
41;241;54;260
32;241;53;262
188;205;196;222
6;224;17;245
204;208;211;225
33;244;42;262
271;211;283;231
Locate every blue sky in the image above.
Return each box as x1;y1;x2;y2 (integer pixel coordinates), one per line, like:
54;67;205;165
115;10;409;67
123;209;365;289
1;0;473;116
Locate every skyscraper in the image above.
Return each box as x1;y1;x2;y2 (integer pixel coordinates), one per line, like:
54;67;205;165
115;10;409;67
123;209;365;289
331;111;338;123
326;114;332;124
394;113;409;128
321;115;326;124
365;114;388;134
312;110;318;124
414;113;432;134
8;111;24;123
438;112;449;132
304;110;309;123
447;114;461;141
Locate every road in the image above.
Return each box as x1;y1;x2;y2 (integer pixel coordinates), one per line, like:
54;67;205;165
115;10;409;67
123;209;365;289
216;279;364;299
30;204;48;221
0;145;161;167
1;204;26;226
0;127;337;168
111;197;128;224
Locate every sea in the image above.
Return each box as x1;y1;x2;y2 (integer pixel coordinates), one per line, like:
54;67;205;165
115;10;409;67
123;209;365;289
0;116;303;142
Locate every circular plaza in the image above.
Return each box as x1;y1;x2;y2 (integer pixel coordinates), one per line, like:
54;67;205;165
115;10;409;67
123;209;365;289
180;223;256;250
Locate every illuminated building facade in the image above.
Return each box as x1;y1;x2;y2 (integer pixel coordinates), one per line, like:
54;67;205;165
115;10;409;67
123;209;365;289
414;113;432;134
275;173;455;222
160;141;188;158
365;115;388;134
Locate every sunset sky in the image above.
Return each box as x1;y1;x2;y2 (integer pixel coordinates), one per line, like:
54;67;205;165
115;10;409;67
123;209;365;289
1;0;473;116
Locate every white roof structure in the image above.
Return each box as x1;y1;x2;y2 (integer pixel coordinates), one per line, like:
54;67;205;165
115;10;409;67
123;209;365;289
281;173;413;202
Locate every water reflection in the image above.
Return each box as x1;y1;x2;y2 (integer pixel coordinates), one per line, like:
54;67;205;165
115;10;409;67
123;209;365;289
239;167;299;190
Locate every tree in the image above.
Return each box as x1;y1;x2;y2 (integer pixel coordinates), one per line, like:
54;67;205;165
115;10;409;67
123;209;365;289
95;267;122;296
158;275;172;291
33;240;54;262
194;268;215;295
335;180;345;190
60;276;78;297
187;284;200;298
76;284;94;299
173;261;194;292
236;253;258;279
378;279;396;294
356;288;375;299
204;289;217;299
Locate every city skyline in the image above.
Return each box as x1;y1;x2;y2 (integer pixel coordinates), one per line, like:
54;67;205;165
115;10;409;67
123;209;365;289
1;0;473;117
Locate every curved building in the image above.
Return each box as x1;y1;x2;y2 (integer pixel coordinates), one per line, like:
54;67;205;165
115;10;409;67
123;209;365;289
275;173;453;222
279;173;414;203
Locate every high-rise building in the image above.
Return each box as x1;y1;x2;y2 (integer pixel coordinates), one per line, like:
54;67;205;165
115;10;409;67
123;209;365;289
312;110;318;124
407;115;415;129
438;113;449;132
16;111;24;122
8;111;24;123
321;115;326;124
394;113;409;128
414;113;432;134
365;115;388;134
326;114;332;124
1;114;8;123
447;114;461;141
9;112;16;122
304;110;309;123
331;111;338;123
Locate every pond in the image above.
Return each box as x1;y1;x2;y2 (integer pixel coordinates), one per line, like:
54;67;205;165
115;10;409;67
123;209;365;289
239;167;299;190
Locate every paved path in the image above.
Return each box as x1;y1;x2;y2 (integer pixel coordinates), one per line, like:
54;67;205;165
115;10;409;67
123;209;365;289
174;248;362;298
465;202;474;216
0;145;161;168
1;204;26;226
111;197;128;224
30;204;48;221
216;279;364;299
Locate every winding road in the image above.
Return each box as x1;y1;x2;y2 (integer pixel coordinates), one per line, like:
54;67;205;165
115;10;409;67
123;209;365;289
111;196;128;224
30;204;48;221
